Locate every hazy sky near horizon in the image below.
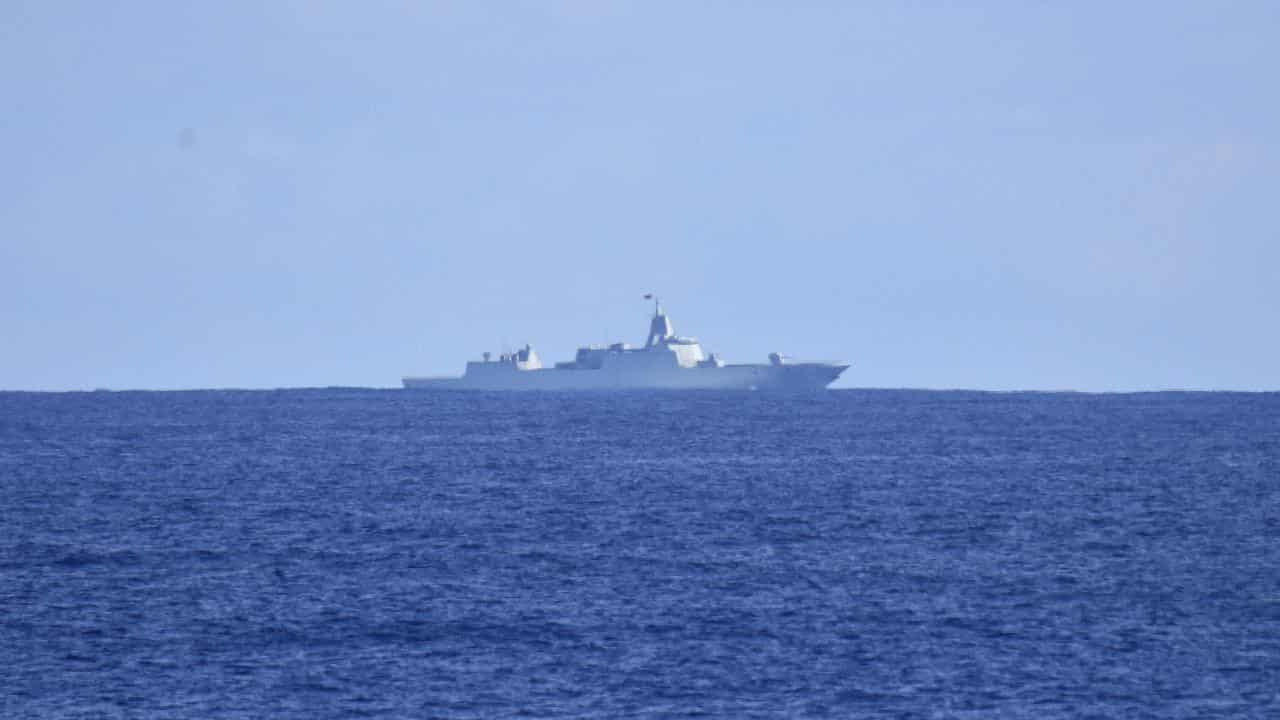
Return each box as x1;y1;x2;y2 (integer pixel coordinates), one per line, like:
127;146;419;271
3;2;1277;391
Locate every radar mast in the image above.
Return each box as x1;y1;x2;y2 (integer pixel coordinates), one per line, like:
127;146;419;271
643;293;674;348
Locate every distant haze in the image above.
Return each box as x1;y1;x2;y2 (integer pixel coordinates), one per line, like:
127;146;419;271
3;3;1276;391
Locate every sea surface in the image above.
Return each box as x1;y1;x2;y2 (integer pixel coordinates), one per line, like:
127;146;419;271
1;389;1277;718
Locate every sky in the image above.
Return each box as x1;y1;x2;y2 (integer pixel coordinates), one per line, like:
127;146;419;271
3;2;1277;391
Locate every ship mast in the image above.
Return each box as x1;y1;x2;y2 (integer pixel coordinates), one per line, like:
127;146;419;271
643;293;674;348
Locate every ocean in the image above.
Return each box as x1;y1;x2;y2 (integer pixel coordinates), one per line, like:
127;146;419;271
2;389;1277;718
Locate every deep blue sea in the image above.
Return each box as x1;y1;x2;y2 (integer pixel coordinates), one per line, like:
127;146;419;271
2;389;1277;718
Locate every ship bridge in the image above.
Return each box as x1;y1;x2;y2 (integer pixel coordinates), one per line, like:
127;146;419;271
643;301;706;367
558;300;712;370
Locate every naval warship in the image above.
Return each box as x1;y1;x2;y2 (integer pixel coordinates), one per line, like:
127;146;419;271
402;297;848;391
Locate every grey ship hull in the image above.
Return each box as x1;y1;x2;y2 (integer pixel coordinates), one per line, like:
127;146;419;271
403;362;847;391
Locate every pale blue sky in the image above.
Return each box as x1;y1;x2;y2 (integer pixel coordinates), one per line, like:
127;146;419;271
3;2;1276;391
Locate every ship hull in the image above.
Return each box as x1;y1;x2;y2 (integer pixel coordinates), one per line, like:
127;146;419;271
403;363;847;391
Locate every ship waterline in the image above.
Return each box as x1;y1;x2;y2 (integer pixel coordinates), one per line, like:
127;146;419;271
402;299;848;391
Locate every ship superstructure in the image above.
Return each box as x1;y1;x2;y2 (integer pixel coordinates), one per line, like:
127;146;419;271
402;297;847;391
